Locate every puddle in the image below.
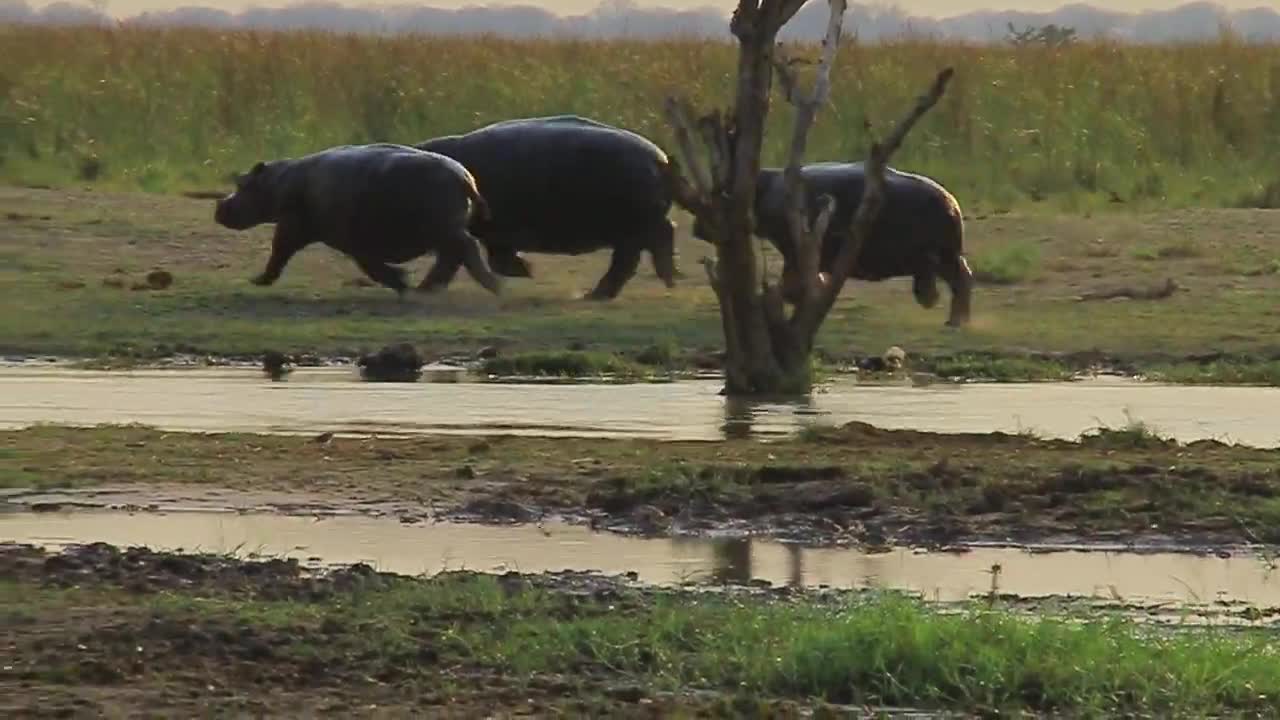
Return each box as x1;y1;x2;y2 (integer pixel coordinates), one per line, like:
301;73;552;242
3;509;1279;606
1;365;1279;444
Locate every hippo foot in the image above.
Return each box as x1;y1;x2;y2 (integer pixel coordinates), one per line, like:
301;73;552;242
582;290;615;302
249;274;273;287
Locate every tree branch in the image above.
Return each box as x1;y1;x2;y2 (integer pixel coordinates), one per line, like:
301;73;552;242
696;111;732;189
662;97;718;217
663;97;712;194
774;0;816;31
778;0;846;308
791;66;955;340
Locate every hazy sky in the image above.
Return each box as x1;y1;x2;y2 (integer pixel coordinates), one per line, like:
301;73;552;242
34;0;1278;20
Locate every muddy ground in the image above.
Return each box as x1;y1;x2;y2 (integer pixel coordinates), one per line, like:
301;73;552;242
0;543;816;718
6;423;1280;551
5;542;1276;719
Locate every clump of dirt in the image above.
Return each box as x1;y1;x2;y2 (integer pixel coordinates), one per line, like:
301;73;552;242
261;350;292;380
357;343;424;382
130;269;174;291
0;542;400;600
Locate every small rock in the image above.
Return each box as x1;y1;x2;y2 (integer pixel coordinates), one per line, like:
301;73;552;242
883;345;907;371
145;270;174;290
477;346;499;360
313;432;334;445
456;465;477;480
357;343;424;382
605;685;646;703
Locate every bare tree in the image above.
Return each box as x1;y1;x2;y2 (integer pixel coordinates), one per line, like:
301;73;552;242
664;0;953;395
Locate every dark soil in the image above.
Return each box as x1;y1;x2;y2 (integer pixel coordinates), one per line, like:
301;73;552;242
0;543;861;718
7;423;1280;551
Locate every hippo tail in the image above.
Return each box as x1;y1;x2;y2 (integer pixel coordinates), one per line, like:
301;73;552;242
465;180;491;224
940;184;965;256
655;146;700;215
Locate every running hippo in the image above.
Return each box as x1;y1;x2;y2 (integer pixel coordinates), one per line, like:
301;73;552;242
693;162;972;327
214;143;501;296
414;115;677;300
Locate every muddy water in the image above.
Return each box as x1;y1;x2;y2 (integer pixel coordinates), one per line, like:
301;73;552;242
4;509;1278;606
2;365;1279;445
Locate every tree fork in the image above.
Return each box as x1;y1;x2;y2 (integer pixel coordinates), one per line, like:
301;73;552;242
664;0;953;395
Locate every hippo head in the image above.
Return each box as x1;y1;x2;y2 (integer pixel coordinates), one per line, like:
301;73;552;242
214;161;278;231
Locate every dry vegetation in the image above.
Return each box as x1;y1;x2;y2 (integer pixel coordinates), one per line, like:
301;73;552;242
2;25;1280;211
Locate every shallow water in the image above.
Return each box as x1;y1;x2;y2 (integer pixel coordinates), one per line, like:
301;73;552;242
1;365;1278;445
3;509;1277;605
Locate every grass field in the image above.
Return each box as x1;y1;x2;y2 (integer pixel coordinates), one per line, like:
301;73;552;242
3;26;1280;380
2;26;1280;212
2;185;1279;381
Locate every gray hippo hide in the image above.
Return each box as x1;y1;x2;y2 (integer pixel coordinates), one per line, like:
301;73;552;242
416;115;679;300
214;143;501;297
692;162;973;327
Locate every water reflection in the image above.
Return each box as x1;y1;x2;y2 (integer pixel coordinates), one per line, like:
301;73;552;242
3;509;1279;605
720;394;821;439
706;537;805;588
3;366;1280;446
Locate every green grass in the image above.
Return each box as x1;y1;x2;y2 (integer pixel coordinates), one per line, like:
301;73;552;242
12;570;1280;715
1145;359;1280;385
924;352;1074;381
971;239;1042;285
480;350;651;379
3;26;1280;212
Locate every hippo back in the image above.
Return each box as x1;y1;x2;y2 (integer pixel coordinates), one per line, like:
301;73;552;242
756;162;955;272
415;116;672;241
287;143;475;246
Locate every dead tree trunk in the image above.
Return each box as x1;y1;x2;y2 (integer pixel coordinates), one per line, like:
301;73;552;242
664;0;953;396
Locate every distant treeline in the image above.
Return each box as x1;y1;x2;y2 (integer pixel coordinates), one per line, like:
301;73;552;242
3;1;1280;42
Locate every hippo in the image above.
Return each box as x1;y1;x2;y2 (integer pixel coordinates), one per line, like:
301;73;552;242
414;115;677;300
214;143;501;296
693;162;972;327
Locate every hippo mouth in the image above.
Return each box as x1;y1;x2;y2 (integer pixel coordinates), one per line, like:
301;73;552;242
213;197;258;231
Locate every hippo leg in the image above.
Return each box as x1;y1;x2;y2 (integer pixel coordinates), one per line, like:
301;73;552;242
417;251;461;293
456;230;503;296
646;218;678;288
487;247;533;279
912;266;941;309
352;256;410;296
938;253;974;327
251;223;309;286
584;245;642;301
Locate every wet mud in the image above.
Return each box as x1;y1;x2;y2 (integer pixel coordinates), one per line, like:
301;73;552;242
0;543;950;718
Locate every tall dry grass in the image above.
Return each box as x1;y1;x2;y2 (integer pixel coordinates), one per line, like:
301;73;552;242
2;24;1280;209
